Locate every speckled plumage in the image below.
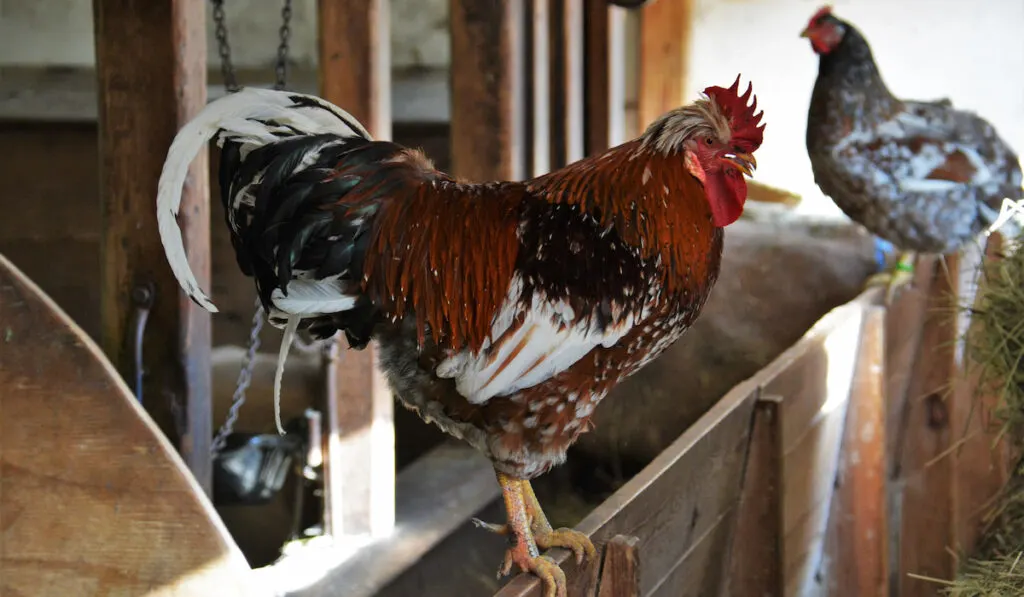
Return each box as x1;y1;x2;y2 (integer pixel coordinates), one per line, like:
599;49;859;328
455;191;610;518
805;10;1022;253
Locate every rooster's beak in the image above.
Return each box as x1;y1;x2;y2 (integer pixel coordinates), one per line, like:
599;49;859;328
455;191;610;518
723;152;757;177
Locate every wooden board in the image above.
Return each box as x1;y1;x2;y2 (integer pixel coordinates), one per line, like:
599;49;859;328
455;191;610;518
0;254;254;597
450;0;526;181
820;306;888;596
93;0;213;492
636;0;693;131
584;1;626;155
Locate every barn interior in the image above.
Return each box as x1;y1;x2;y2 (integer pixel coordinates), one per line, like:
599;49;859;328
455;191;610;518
2;1;1024;597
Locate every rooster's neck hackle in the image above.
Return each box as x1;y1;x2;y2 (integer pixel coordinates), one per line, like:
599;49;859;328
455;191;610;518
640;99;732;155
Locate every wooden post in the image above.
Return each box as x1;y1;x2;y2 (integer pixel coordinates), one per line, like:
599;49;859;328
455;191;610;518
584;1;626;155
94;0;212;494
524;0;550;177
636;0;693;131
596;535;641;597
826;307;888;597
450;0;526;181
726;395;783;597
317;0;396;538
548;0;584;169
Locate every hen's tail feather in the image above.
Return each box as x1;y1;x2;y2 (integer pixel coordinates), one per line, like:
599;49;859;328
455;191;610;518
156;87;372;313
274;314;301;435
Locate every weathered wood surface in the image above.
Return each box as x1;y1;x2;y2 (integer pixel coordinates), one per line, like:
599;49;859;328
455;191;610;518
725;396;783;597
596;535;641;597
636;0;693;131
317;0;396;539
273;442;500;597
583;1;626;155
0;255;255;597
450;0;525;181
547;0;584;169
821;306;888;596
93;0;213;492
897;255;958;596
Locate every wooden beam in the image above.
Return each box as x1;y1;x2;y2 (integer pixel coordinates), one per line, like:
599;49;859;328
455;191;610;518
548;0;585;169
897;256;957;596
725;395;783;597
318;0;391;140
450;0;526;181
596;535;641;597
524;0;551;177
317;0;395;539
824;306;888;597
583;1;626;155
637;0;693;131
93;0;212;493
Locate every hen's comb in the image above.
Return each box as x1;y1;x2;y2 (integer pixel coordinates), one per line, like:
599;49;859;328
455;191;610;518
808;5;833;26
703;75;765;149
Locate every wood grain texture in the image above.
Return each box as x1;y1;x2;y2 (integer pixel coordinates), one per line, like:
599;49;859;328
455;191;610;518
450;0;526;181
318;0;391;140
583;1;626;155
725;396;783;597
898;255;957;596
524;0;551;178
547;0;584;169
0;255;254;597
637;0;693;131
317;0;396;539
93;0;212;492
822;307;888;597
596;535;640;597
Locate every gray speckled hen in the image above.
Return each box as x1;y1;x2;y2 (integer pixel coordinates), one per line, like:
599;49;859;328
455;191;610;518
802;6;1022;296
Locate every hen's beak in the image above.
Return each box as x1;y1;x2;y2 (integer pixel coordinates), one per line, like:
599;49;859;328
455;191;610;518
723;152;757;177
800;27;811;38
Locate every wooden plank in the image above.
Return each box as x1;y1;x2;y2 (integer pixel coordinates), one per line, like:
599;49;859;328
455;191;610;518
950;234;1012;556
524;0;551;177
494;383;760;597
548;0;585;169
584;1;626;155
636;0;693;131
0;255;253;597
450;0;526;181
596;535;641;597
725;396;783;597
898;254;959;596
317;0;396;540
272;443;501;597
318;0;391;140
821;307;888;597
93;0;213;493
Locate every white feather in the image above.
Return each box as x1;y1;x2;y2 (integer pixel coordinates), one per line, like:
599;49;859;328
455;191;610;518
270;278;358;315
274;315;301;435
156;87;371;313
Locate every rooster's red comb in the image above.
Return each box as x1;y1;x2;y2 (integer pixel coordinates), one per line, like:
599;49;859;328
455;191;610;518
703;75;765;150
808;5;833;26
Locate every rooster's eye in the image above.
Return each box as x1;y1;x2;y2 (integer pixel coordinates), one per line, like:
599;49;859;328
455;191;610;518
704;137;714;146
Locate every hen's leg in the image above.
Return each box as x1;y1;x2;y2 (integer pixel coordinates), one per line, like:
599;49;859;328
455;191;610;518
484;472;568;597
521;480;596;564
865;250;915;304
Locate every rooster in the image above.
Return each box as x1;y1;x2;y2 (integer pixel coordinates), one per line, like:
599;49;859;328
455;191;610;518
802;5;1023;300
156;77;764;596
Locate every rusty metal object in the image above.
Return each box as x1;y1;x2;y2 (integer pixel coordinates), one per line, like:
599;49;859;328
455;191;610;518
129;281;155;404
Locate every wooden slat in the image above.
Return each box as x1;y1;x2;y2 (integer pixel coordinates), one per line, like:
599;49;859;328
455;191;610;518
318;0;391;140
822;307;888;597
523;0;550;177
317;0;396;540
725;395;783;597
93;0;212;493
584;1;626;155
450;0;526;182
0;255;253;597
636;0;693;131
898;255;958;596
950;234;1013;556
548;0;585;169
596;535;641;597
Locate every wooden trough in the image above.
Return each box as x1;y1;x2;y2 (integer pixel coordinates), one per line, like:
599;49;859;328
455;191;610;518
3;238;1009;597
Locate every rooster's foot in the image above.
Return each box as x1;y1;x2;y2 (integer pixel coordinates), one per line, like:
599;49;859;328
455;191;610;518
498;548;566;597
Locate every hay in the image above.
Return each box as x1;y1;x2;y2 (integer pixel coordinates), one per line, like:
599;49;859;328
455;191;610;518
949;235;1024;596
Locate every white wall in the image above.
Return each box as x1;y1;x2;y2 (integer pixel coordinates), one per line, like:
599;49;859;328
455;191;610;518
0;0;449;71
686;0;1024;216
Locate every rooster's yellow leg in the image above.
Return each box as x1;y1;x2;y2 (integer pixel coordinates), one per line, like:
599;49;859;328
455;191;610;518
521;480;596;564
865;250;916;304
473;479;596;566
484;472;568;597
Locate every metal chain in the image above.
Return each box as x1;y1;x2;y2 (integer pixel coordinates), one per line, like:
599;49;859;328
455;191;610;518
211;298;266;456
209;0;293;92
